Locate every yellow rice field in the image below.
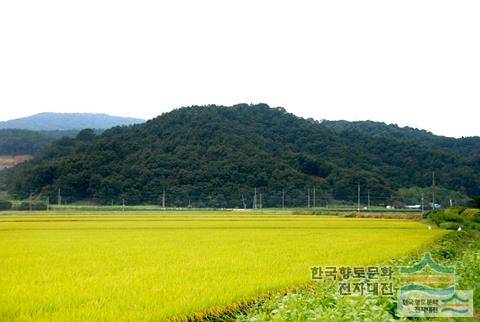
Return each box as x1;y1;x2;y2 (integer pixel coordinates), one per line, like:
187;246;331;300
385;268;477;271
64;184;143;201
0;211;445;321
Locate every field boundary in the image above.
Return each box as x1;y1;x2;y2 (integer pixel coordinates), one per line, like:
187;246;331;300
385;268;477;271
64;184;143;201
167;282;314;322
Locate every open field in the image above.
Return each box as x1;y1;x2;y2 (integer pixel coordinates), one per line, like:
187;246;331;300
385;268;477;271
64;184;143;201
0;211;445;321
0;155;32;169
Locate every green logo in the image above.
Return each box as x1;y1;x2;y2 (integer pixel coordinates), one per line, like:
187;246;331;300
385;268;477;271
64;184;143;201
397;253;473;317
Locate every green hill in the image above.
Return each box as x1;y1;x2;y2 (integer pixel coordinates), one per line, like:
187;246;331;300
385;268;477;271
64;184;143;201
322;120;480;156
3;104;479;207
0;129;106;155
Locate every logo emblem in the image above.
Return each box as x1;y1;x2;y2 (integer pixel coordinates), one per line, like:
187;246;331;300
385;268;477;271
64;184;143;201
397;253;473;317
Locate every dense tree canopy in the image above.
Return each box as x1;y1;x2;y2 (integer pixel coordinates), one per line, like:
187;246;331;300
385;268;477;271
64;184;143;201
3;104;479;207
322;120;480;155
0;129;100;155
0;129;59;155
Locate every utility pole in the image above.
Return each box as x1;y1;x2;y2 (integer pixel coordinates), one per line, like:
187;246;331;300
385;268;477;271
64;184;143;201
313;187;316;208
367;190;371;210
162;188;166;209
432;172;436;209
421;192;424;215
307;188;310;208
282;190;285;209
57;188;61;207
357;183;361;212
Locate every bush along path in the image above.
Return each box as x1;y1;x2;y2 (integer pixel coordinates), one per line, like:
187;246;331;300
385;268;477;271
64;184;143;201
235;230;480;322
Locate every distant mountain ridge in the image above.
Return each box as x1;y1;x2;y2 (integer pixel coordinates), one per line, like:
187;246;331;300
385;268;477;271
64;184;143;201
0;112;144;131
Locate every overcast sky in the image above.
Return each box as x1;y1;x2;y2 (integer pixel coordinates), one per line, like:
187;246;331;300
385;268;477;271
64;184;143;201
0;1;479;138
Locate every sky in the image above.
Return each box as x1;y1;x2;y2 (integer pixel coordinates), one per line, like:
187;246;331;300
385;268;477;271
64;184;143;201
0;1;479;138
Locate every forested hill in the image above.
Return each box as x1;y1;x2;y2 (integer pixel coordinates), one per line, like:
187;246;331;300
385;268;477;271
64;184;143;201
321;120;480;156
0;129;103;155
0;112;143;155
0;112;144;131
4;104;480;207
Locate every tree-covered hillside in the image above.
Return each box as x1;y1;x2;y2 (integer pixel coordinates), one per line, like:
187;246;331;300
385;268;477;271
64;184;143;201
0;129;100;155
0;129;55;155
4;104;479;207
322;120;480;156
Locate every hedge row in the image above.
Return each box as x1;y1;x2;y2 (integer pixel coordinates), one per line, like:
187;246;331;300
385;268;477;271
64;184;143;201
0;200;48;211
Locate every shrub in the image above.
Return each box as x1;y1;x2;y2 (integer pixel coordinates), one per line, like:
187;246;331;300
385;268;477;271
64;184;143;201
442;212;464;223
439;222;462;230
0;199;12;210
462;208;480;223
15;201;48;211
474;213;480;224
427;210;444;225
464;221;480;230
428;209;465;226
446;206;466;215
472;195;480;208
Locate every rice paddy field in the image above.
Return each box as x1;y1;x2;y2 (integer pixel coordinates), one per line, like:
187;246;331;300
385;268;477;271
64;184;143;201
0;211;445;321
